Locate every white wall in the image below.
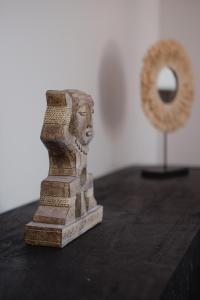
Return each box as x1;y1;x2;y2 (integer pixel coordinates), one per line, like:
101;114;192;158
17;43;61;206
159;0;200;166
0;0;160;213
2;0;198;214
111;0;160;170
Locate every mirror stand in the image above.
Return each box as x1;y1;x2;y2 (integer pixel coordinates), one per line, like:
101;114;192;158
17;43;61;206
141;132;189;179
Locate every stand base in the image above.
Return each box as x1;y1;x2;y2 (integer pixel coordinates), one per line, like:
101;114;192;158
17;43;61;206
25;205;103;248
141;166;189;179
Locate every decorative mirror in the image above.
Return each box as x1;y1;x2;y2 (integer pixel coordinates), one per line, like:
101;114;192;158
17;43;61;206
157;67;178;103
140;40;194;178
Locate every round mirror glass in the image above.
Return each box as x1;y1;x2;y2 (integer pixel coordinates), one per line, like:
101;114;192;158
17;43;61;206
157;67;178;103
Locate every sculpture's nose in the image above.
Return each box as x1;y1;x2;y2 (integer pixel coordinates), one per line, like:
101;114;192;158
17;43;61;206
86;110;93;128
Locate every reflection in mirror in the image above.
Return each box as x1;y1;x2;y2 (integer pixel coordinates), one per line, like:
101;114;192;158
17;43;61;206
157;67;178;103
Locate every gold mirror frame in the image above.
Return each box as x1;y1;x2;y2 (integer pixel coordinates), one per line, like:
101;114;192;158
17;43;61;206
141;40;194;132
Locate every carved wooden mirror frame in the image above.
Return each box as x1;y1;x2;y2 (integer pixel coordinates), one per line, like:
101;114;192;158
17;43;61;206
141;40;194;132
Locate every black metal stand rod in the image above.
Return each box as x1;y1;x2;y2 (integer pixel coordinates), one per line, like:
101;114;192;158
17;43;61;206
164;132;167;170
141;130;189;178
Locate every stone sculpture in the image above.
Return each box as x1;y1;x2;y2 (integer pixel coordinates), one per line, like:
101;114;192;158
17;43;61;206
25;90;103;247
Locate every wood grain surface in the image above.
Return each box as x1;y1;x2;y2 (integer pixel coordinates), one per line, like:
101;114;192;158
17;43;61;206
1;167;200;299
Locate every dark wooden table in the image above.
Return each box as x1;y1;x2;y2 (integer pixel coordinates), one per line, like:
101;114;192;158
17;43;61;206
1;167;200;300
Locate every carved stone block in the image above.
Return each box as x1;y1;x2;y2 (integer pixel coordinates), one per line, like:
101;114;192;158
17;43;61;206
25;90;103;247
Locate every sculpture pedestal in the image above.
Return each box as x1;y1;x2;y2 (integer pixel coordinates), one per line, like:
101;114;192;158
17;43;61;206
25;205;103;248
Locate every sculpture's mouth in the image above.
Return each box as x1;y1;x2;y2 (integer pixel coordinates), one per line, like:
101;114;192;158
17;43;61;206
75;129;94;149
80;129;93;146
86;130;93;137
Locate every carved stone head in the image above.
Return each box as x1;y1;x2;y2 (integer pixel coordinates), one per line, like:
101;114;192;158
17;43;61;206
41;90;94;177
68;90;94;146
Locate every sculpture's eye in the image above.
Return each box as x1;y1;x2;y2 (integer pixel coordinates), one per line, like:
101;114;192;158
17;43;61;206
91;108;94;114
79;111;87;116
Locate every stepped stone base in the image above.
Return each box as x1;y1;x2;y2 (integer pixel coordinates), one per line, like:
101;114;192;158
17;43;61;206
25;205;103;248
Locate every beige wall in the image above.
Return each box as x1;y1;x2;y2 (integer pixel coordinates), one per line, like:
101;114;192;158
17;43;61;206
159;0;200;166
4;0;199;213
0;0;160;213
112;0;160;170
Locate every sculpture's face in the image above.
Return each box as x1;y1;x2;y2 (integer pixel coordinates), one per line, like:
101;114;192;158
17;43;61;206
72;98;94;146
